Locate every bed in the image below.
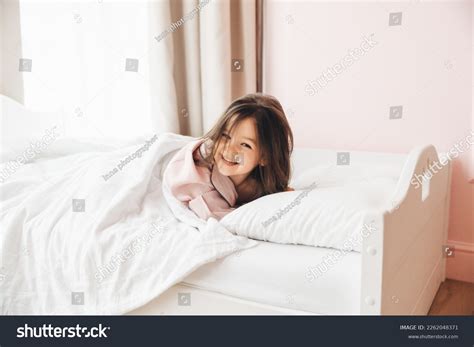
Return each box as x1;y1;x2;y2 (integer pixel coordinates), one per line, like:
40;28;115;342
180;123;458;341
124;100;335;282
129;240;362;315
128;144;452;316
0;95;452;316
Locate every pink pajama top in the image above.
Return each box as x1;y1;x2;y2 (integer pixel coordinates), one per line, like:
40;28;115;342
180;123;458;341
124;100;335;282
163;138;238;221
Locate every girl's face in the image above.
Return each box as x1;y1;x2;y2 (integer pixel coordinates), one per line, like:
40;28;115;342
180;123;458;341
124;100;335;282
213;117;262;187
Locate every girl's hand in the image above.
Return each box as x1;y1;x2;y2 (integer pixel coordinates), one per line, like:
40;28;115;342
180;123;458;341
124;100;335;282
285;186;295;192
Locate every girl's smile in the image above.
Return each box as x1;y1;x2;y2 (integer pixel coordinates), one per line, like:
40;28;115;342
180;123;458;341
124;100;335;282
221;154;239;166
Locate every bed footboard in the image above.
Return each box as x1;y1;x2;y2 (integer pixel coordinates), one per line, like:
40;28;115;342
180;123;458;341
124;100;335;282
360;145;452;315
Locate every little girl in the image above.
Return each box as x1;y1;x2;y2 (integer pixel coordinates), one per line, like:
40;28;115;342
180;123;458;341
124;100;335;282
163;93;294;221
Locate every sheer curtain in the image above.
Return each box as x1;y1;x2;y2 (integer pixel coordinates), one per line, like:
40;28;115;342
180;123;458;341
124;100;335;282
1;0;256;141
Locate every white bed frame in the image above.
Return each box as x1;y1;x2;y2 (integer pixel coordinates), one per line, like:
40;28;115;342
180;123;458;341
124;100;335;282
129;145;452;315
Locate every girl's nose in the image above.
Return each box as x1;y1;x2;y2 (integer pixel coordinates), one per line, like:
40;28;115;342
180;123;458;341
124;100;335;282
223;142;242;162
224;140;239;153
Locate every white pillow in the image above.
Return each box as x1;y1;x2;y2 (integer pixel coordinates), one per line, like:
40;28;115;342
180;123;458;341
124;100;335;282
0;95;62;163
220;176;398;252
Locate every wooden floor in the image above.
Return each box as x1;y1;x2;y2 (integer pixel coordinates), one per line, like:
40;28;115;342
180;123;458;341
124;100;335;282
428;279;474;315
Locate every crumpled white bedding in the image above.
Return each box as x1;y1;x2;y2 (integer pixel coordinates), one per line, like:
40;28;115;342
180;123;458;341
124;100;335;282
0;133;256;314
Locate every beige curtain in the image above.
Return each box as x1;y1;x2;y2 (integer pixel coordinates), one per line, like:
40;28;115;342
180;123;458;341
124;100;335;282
147;0;257;137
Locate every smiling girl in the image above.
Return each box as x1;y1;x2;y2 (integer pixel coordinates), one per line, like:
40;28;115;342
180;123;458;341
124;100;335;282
163;93;294;221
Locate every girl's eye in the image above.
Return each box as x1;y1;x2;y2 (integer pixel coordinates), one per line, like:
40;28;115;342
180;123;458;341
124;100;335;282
241;143;251;149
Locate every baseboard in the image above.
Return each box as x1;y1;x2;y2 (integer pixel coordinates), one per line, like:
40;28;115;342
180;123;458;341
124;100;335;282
445;240;474;284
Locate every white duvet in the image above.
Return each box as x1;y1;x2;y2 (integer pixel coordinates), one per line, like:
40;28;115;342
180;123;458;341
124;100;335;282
0;133;256;314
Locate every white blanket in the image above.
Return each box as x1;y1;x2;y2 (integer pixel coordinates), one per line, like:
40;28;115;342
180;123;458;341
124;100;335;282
0;133;256;314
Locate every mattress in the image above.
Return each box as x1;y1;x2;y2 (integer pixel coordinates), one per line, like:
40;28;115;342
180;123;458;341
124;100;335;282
182;240;362;315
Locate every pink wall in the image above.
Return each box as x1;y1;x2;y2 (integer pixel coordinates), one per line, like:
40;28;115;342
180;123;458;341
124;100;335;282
264;1;473;283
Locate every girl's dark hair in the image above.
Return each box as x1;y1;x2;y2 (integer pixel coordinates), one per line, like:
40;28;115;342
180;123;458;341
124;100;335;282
201;93;293;200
